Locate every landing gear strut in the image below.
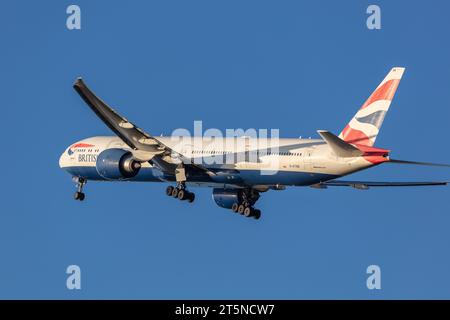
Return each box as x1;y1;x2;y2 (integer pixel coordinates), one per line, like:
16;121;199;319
165;163;195;203
165;183;195;203
73;177;86;201
231;189;261;219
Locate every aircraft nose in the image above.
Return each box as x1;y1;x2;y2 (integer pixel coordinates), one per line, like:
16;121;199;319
59;149;68;168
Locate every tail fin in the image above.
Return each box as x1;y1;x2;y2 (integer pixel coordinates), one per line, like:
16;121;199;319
338;67;405;146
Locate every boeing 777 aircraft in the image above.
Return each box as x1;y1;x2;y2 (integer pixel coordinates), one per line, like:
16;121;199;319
59;67;449;219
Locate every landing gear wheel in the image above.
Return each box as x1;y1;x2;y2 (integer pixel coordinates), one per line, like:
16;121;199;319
187;192;195;203
74;192;85;201
72;177;87;201
177;189;185;200
165;180;195;203
231;203;239;213
167;185;195;203
243;206;253;217
253;209;261;220
166;186;174;196
237;204;245;215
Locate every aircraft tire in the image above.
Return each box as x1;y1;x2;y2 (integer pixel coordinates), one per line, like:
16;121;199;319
166;186;174;196
243;206;252;217
74;192;85;201
187;192;195;203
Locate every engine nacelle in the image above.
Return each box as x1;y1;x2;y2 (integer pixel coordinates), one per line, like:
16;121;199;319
96;148;141;180
212;188;242;209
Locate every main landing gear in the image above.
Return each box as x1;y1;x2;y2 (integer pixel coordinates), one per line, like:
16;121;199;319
166;163;195;203
73;177;86;201
231;189;261;220
166;183;195;203
231;203;261;219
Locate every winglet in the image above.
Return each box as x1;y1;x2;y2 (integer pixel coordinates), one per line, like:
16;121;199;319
317;130;364;157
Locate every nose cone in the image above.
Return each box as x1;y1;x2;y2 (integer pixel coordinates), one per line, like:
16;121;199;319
59;148;69;168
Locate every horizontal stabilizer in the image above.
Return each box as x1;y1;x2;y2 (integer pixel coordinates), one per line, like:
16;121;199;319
317;130;363;157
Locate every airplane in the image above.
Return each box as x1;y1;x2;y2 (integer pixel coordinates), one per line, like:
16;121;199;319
59;67;449;220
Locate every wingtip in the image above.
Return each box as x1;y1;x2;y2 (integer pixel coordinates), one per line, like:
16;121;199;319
73;77;85;88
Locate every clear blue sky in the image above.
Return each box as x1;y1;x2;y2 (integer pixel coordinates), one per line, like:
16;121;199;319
1;1;450;299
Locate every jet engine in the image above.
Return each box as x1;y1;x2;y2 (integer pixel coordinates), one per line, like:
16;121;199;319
212;188;242;209
96;148;141;180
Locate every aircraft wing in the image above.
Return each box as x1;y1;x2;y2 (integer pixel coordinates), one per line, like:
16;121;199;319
73;78;213;174
319;180;448;190
73;78;164;155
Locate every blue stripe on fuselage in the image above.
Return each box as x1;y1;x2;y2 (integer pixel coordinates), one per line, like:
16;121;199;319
63;166;164;182
62;166;338;186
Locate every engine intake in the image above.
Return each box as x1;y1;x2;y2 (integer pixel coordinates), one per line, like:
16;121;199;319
96;148;141;180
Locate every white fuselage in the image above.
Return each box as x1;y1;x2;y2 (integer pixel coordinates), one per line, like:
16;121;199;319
59;136;375;188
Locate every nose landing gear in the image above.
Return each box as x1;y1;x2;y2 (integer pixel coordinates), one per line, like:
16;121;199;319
73;177;86;201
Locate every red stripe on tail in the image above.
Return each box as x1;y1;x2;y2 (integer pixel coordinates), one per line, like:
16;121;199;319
340;125;372;146
360;79;400;109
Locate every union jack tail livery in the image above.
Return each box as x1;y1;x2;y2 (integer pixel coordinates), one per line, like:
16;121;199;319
339;67;405;146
